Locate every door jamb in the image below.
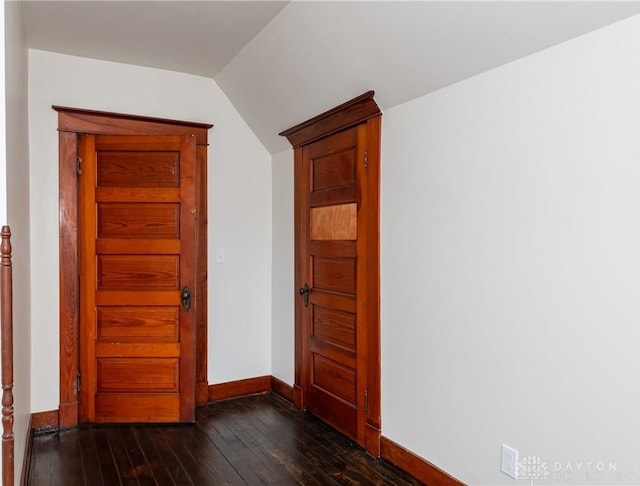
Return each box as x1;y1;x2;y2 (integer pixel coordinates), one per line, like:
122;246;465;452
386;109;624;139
55;106;213;428
279;92;382;456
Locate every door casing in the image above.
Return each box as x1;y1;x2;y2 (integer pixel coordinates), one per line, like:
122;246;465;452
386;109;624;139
280;91;382;456
55;106;213;428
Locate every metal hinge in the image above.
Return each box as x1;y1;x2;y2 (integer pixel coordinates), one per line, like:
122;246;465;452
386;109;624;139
76;371;81;394
364;389;369;412
364;150;369;171
76;156;82;176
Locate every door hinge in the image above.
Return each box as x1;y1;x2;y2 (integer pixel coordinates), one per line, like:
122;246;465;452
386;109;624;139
364;150;369;171
76;156;82;176
364;389;369;412
76;371;81;394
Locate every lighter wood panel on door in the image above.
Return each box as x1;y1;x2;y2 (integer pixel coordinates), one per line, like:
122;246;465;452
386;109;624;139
97;358;179;393
97;151;179;187
98;203;180;238
97;255;179;290
97;307;179;342
311;203;357;240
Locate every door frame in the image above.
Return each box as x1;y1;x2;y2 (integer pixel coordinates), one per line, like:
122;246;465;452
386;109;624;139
279;91;382;456
55;106;213;428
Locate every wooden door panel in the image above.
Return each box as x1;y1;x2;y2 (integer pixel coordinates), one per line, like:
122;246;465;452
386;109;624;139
80;134;196;424
97;358;179;393
309;386;357;439
311;204;357;240
97;151;180;187
95;395;179;423
313;257;356;294
312;150;356;191
97;255;179;290
312;306;356;349
313;355;356;403
98;203;180;238
97;307;179;342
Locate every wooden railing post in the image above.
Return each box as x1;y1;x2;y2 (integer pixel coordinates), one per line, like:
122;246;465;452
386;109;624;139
1;226;14;486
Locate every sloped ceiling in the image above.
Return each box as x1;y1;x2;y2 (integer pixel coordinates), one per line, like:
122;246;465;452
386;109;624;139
22;1;640;154
22;1;289;78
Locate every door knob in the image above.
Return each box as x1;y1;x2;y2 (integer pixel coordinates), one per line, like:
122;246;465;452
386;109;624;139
299;283;309;307
181;286;192;311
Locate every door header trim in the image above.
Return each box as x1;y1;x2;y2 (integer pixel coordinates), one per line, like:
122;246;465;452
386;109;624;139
53;106;213;146
279;91;381;148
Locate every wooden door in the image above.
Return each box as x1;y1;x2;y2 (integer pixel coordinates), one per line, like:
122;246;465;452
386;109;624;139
79;134;197;423
297;118;380;449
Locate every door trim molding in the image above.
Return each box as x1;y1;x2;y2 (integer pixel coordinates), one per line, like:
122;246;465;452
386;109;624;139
54;106;213;428
280;92;382;456
279;90;381;148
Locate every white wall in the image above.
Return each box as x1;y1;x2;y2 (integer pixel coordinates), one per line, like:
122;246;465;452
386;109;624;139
5;2;30;481
381;14;640;485
271;148;294;385
28;50;272;412
266;11;640;485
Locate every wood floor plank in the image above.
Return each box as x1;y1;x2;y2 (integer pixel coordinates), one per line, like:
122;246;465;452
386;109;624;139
92;428;122;485
104;427;145;486
27;393;420;486
51;431;85;486
144;427;194;486
27;433;52;486
226;403;339;485
131;426;176;486
78;426;102;485
162;425;236;485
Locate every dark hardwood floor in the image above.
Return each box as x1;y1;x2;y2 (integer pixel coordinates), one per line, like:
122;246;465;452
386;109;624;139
26;394;420;485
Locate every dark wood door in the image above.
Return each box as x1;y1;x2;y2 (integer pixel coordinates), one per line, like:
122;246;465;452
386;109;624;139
79;134;197;423
298;119;380;448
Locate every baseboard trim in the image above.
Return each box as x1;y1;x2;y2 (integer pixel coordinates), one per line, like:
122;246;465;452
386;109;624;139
196;381;209;406
380;436;465;486
270;376;294;404
30;410;59;433
58;401;78;429
208;376;272;401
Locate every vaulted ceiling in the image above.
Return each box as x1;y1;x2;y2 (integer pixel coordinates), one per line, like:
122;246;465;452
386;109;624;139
21;1;640;154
